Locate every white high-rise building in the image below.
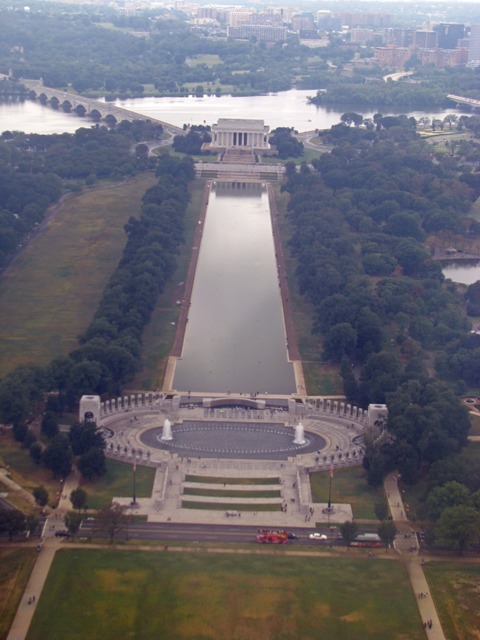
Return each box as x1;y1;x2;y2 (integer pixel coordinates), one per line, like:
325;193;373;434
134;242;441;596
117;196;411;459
468;24;480;67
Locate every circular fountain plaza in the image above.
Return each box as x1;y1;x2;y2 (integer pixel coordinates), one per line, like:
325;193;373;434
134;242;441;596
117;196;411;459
92;395;376;525
99;396;365;467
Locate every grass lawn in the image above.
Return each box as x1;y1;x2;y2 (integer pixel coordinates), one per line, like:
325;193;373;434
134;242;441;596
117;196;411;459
0;432;63;510
27;549;424;640
0;173;157;374
79;459;156;509
423;562;480;640
182;501;279;511
310;466;387;520
0;547;36;640
186;54;222;67
185;476;280;485
468;412;480;436
183;488;281;498
133;180;206;389
462;440;480;462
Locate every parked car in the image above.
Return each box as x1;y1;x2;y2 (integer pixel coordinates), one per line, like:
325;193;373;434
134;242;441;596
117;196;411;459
287;532;298;540
55;530;70;538
309;532;327;540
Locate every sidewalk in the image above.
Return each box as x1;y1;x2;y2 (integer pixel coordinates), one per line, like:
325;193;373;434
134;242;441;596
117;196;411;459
7;470;81;640
384;472;446;640
6;540;60;640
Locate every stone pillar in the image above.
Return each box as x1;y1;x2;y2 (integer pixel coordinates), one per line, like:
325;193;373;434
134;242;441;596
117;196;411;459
79;395;101;424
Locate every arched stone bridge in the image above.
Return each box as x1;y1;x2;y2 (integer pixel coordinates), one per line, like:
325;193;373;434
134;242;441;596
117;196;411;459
23;80;183;133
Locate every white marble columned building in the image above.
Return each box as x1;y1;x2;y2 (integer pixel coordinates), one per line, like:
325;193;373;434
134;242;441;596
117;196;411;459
211;118;270;150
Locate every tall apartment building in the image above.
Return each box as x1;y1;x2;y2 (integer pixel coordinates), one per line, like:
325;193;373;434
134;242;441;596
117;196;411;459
374;46;411;68
468;24;480;67
227;24;287;43
384;27;415;47
414;30;438;48
228;10;255;28
434;23;465;49
339;12;391;28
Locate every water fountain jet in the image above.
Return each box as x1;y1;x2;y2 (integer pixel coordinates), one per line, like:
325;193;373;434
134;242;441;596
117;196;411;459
161;418;173;441
293;422;306;445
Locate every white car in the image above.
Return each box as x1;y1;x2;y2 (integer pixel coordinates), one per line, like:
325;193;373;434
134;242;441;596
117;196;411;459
309;532;328;540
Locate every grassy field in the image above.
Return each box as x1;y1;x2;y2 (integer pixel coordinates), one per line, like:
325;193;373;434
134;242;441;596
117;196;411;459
0;432;63;510
182;501;279;511
79;459;156;509
185;476;280;485
424;562;480;640
186;54;222;67
468;412;480;436
0;548;37;640
26;549;424;640
310;466;387;520
183;488;281;498
0;173;157;374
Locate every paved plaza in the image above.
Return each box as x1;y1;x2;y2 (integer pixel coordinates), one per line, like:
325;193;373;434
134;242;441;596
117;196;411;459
98;401;366;525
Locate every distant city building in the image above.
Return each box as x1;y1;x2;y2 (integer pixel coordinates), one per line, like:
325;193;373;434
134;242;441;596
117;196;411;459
468;24;480;67
434;23;465;49
414;30;437;49
317;15;342;32
374;46;411;69
350;28;374;44
227;24;287;43
228;9;255;28
338;12;391;28
291;13;316;34
417;47;468;67
384;27;414;48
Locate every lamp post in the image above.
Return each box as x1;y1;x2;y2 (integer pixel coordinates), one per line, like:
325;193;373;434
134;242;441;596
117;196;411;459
132;461;137;506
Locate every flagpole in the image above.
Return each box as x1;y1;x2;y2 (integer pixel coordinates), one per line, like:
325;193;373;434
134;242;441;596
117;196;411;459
328;465;333;511
132;461;137;505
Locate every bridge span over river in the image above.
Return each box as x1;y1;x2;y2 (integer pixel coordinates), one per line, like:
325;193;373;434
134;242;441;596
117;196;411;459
20;78;183;134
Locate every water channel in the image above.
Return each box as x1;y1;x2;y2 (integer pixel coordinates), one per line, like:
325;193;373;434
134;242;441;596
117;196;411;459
173;182;296;395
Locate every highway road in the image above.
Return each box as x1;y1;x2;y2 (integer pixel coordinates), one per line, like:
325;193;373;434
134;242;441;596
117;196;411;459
78;520;341;546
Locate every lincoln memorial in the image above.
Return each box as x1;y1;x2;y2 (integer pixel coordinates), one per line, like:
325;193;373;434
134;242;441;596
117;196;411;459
210;118;270;150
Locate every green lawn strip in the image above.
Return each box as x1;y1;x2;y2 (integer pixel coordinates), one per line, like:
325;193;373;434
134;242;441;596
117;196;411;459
273;186;343;395
26;549;424;640
133;179;206;389
462;440;480;462
0;433;63;508
468;412;480;435
423;562;480;640
181;501;279;511
186;54;222;67
0;548;37;640
0;173;157;374
185;475;280;485
310;467;387;520
79;459;155;510
183;488;281;498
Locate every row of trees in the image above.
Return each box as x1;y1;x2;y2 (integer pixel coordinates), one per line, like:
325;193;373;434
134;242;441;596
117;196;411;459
0;153;194;430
